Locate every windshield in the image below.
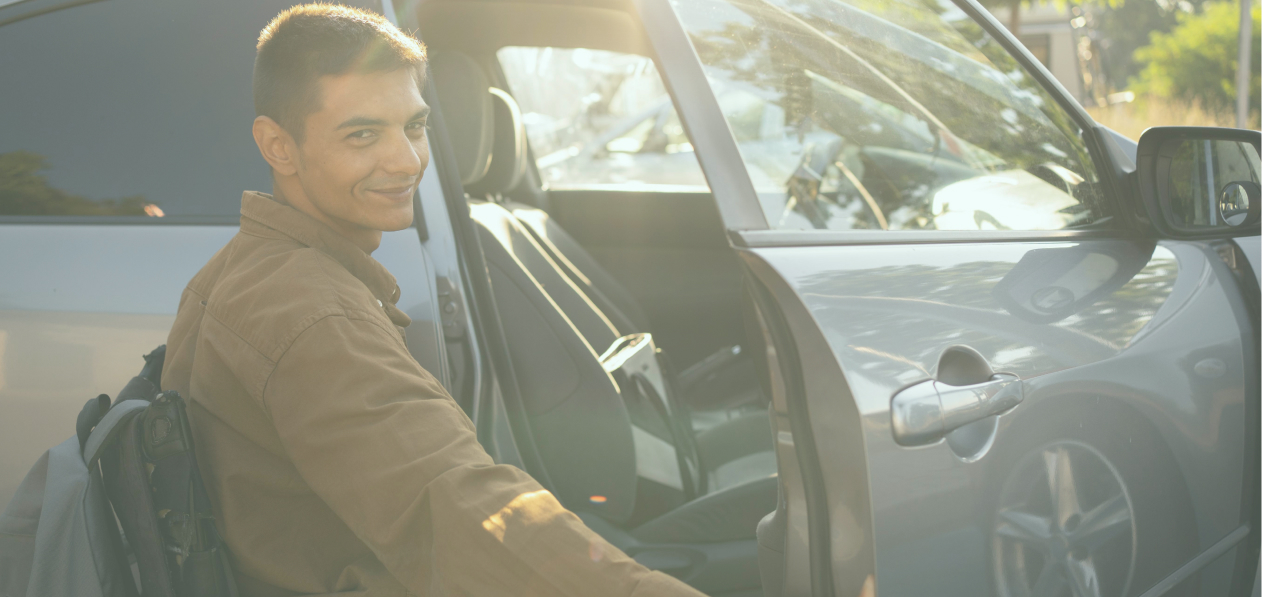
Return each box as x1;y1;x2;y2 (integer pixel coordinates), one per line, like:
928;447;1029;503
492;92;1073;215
672;0;1109;231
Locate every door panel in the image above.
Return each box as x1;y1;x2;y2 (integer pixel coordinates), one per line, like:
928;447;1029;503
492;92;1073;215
550;189;745;367
745;238;1253;596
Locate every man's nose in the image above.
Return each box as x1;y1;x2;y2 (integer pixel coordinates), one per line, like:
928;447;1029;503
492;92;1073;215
381;130;423;178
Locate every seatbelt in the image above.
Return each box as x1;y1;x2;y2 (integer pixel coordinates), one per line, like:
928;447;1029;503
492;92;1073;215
600;333;705;499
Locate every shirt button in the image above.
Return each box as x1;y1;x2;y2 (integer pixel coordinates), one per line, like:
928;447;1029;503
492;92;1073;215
377;299;384;307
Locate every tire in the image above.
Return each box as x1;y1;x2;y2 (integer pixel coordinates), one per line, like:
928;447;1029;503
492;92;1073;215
985;398;1199;597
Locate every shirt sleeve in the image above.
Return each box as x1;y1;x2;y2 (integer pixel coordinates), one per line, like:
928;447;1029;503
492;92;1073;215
262;313;703;596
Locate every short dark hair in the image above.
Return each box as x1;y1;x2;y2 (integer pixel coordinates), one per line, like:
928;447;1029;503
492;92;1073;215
253;3;427;141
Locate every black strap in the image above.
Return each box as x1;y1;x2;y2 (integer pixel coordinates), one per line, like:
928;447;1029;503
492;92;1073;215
76;393;111;452
141;344;166;386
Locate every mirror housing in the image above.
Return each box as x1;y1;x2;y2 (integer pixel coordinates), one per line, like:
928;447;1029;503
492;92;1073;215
1136;126;1261;238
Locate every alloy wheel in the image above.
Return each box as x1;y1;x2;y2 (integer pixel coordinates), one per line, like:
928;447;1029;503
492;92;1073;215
993;440;1137;597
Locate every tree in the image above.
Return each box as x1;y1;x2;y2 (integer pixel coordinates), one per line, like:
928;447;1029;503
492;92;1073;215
1090;0;1205;90
1132;1;1261;119
0;151;150;216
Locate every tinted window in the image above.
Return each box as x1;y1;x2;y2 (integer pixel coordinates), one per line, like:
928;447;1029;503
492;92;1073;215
0;0;377;218
672;0;1109;232
498;46;709;191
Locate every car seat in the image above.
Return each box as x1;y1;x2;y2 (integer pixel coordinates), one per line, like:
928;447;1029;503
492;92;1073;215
430;55;757;412
429;50;777;591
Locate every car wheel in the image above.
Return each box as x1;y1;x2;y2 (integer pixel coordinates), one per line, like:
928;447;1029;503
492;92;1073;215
988;402;1197;597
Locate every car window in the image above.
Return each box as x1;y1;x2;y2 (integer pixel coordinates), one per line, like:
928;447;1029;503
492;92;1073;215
670;0;1110;232
0;0;376;219
497;46;710;191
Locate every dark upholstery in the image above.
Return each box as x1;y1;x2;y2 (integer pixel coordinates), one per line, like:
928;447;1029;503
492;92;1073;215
695;410;774;472
509;205;652;334
467;88;528;197
431;50;776;544
429;51;493;186
471;203;620;352
631;475;778;544
472;203;638;524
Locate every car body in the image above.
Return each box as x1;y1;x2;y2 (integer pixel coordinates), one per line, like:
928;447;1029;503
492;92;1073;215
1;0;1258;596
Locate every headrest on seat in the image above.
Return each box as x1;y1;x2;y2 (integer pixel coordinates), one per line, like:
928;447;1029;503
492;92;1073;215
429;50;528;195
430;50;493;186
467;88;528;196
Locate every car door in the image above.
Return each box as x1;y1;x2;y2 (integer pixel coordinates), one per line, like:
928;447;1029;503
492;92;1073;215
637;0;1260;595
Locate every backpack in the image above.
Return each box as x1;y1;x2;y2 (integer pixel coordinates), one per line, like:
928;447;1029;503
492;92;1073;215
0;346;237;597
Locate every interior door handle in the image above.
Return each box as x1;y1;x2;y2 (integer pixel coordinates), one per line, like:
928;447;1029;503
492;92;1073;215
890;373;1023;446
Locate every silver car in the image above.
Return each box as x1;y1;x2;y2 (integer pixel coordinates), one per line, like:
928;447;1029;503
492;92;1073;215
1;0;1258;595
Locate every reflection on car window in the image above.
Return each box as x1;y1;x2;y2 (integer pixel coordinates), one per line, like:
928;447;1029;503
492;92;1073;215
0;0;374;218
497;47;709;191
671;0;1109;231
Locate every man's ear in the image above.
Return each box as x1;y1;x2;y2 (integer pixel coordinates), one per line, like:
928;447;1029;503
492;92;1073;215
253;116;299;176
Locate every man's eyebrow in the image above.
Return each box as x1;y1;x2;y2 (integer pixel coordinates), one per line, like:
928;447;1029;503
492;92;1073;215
337;116;387;130
336;107;430;130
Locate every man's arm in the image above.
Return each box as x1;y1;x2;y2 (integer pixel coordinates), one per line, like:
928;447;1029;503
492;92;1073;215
263;312;704;596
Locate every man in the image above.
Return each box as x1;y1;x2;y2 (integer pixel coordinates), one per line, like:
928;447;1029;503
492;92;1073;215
162;5;706;595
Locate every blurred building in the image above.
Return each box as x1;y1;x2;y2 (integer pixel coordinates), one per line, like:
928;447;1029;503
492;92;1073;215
990;2;1090;103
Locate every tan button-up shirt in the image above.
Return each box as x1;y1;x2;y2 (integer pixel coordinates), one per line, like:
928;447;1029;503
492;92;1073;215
163;192;701;596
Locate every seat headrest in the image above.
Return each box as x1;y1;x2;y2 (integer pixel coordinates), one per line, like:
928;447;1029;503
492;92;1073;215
467;88;528;196
429;50;493;186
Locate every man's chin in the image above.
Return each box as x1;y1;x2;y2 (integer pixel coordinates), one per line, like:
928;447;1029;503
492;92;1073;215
375;208;415;233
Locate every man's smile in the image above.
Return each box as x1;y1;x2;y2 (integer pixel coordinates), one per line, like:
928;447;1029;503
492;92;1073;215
367;183;417;203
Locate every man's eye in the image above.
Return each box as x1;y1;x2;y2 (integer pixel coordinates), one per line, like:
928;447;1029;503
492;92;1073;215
349;129;375;140
407;121;427;133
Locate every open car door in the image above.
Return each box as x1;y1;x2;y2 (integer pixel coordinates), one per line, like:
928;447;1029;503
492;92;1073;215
639;0;1261;595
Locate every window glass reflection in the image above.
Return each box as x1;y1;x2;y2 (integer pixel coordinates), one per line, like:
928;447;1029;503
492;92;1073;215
671;0;1110;231
497;47;709;191
0;0;335;218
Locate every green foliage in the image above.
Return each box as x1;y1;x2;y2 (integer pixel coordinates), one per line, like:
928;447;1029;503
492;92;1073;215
1132;1;1261;117
0;151;150;216
1093;0;1199;88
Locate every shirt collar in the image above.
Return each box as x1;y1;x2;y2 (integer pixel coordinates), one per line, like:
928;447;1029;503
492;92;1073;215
239;191;410;328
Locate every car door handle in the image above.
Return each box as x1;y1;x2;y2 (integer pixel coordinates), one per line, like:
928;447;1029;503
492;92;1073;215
890;373;1023;447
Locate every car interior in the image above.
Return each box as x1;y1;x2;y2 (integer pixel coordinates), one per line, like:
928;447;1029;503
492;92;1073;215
412;1;780;594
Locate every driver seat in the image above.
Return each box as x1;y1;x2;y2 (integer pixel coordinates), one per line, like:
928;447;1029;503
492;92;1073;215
429;50;775;593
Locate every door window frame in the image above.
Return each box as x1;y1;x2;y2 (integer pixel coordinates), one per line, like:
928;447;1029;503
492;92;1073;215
632;0;1128;242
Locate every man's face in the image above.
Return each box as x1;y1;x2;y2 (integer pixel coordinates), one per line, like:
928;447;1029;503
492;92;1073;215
293;68;429;235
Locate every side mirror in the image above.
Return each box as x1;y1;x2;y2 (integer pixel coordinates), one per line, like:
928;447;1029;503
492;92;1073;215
1136;126;1261;238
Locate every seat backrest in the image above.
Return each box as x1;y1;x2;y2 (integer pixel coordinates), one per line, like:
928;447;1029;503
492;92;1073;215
472;201;621;351
507;204;652;334
470;202;638;523
430;50;493;187
433;51;689;522
428;50;652;338
467;87;528;197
